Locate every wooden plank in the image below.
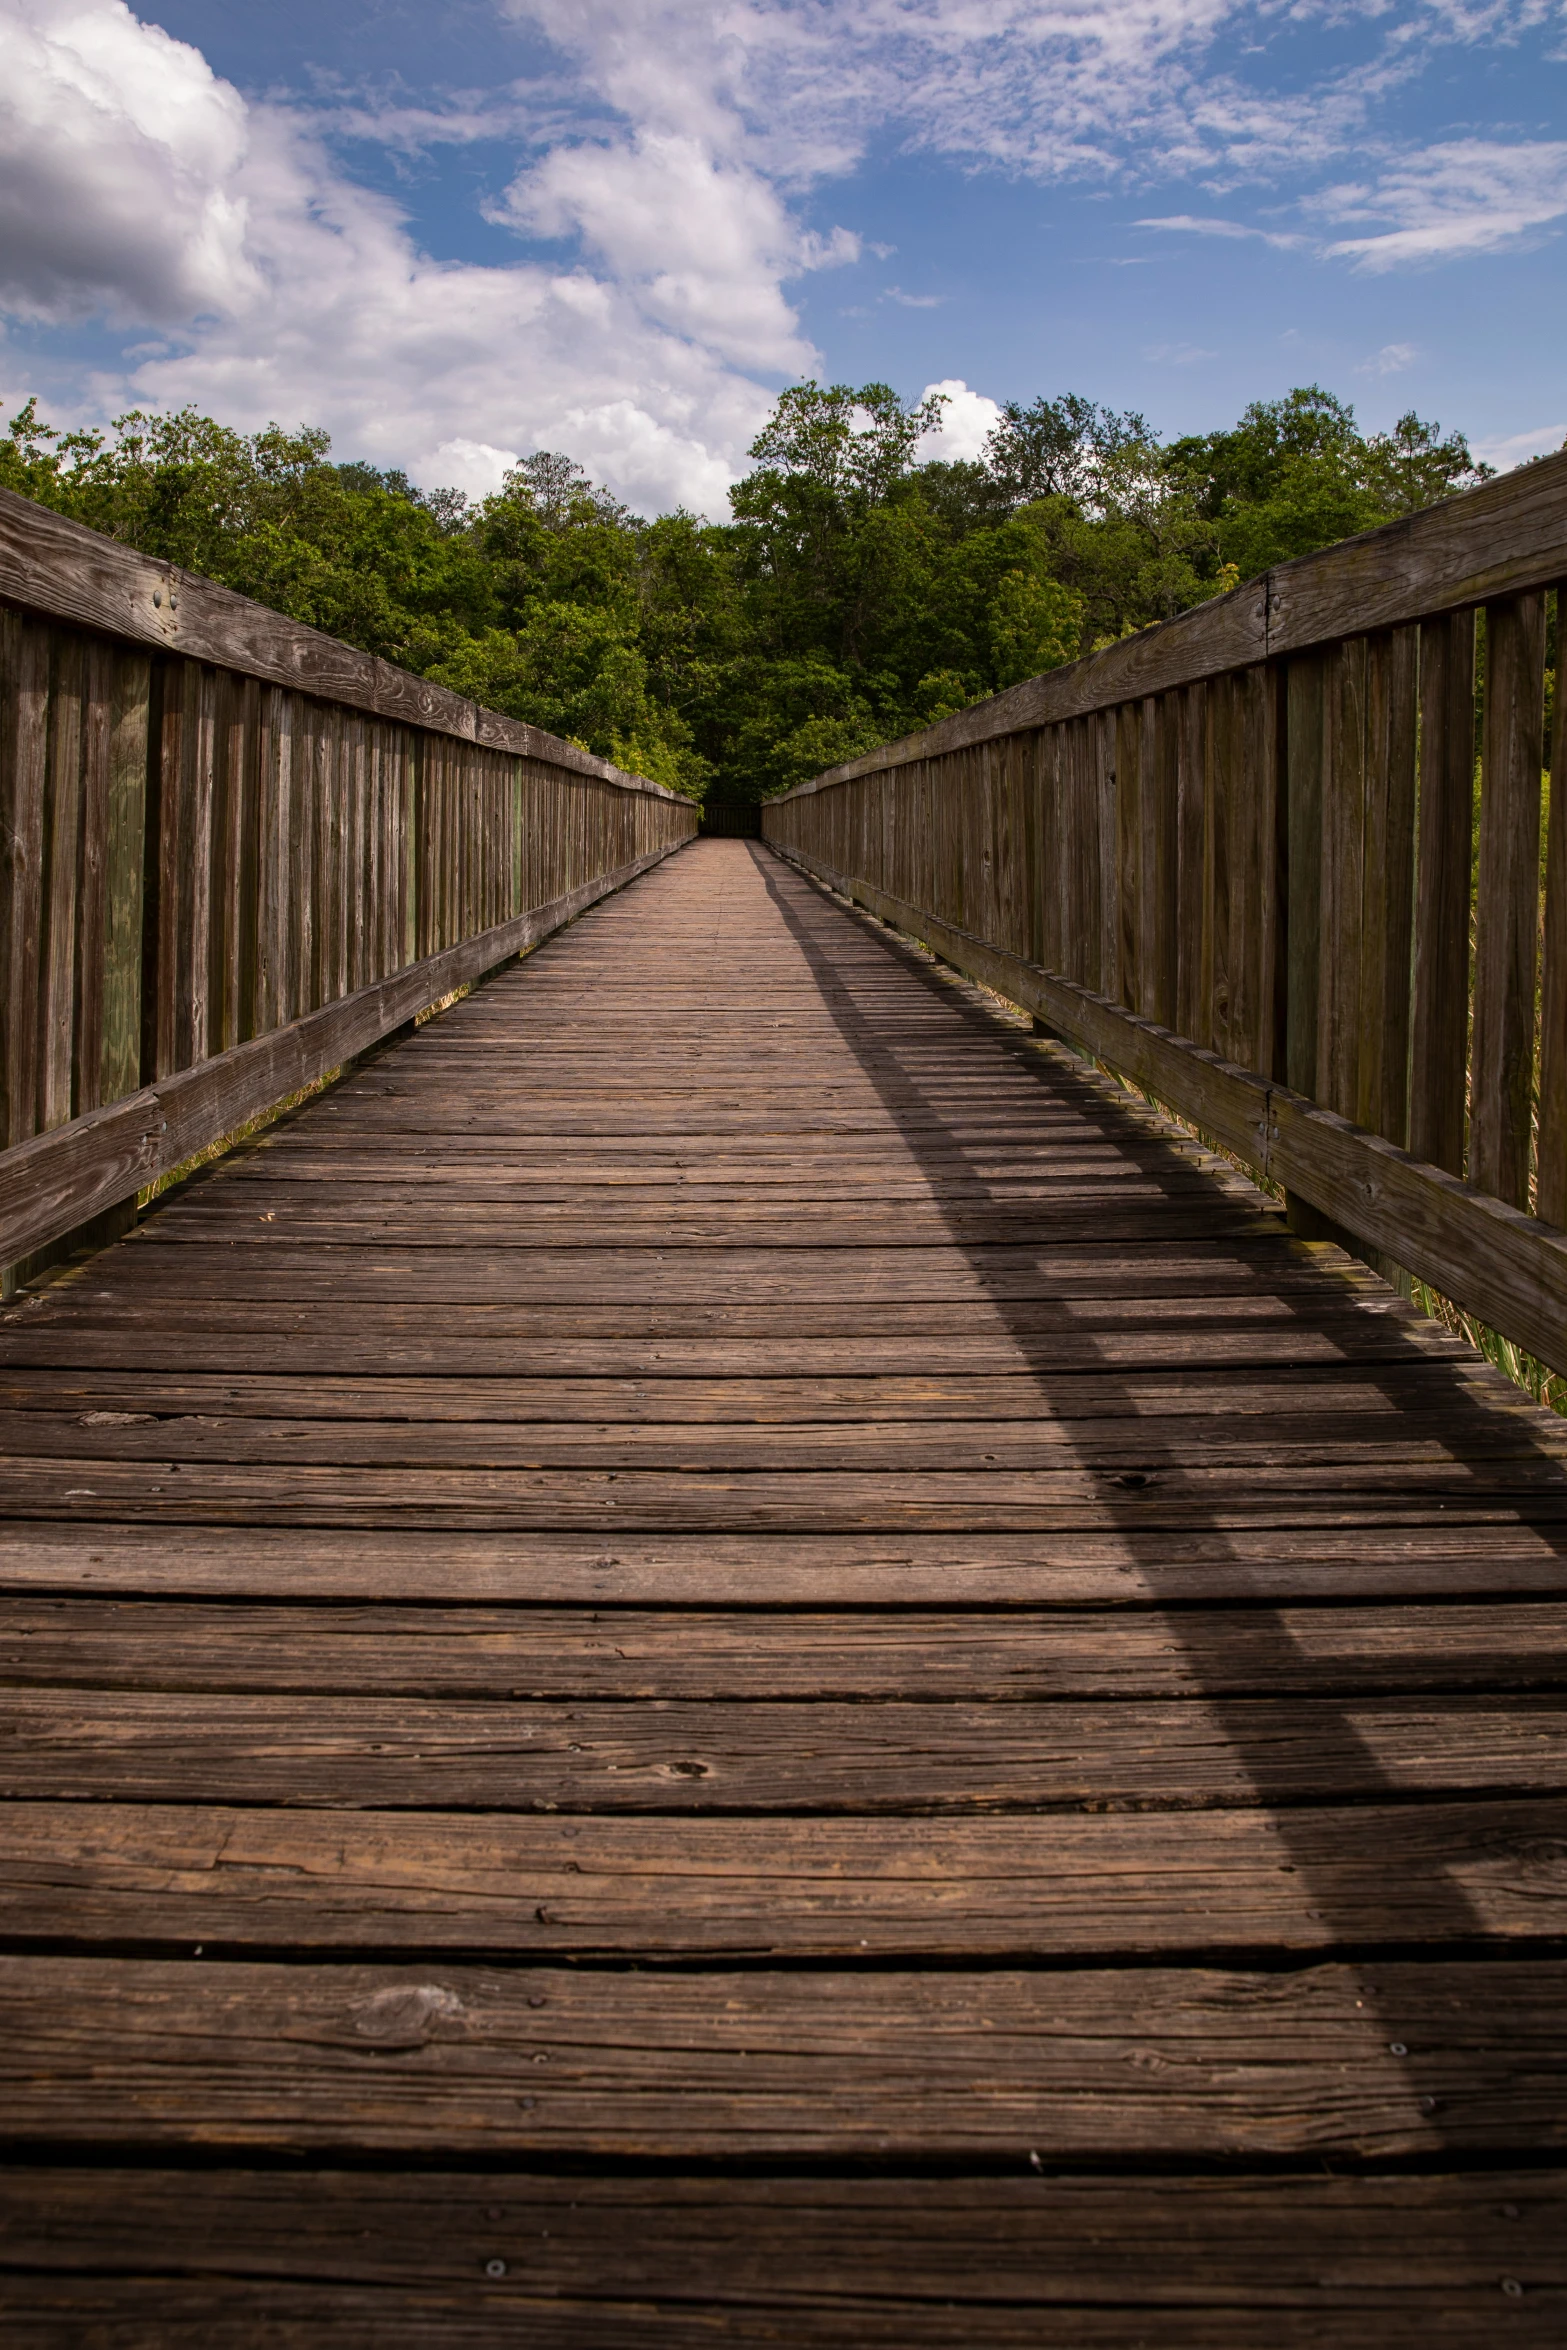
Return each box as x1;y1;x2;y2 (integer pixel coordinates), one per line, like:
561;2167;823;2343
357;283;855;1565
0;838;693;1269
1;1952;1563;2156
1318;638;1366;1118
0;1799;1563;1954
3;1595;1563;1696
0;617;49;1152
1408;609;1475;1175
2;1401;1556;1473
1470;594;1547;1206
774;848;1567;1374
2;1689;1563;1810
37;630;82;1133
1;1522;1562;1606
3;2167;1561;2334
1357;625;1419;1143
1540;582;1567;1228
71;638;111;1119
1475;587;1550;1212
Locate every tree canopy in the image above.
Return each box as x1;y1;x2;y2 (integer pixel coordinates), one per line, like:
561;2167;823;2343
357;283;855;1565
0;380;1495;799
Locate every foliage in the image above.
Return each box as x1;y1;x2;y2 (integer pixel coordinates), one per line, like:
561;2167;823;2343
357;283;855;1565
0;377;1493;800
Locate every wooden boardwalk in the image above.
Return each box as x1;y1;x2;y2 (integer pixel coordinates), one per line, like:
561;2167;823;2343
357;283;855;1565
2;835;1565;2342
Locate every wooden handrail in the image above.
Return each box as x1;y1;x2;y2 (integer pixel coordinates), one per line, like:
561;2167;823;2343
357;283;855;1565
0;490;696;1278
765;455;1567;1377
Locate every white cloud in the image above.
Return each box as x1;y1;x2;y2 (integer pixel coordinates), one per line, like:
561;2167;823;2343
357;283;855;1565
917;379;1004;464
1;0;1561;523
1137;214;1307;249
0;0;782;514
1318;140;1567;268
1472;421;1567;469
1358;342;1419;375
490;129;854;372
0;0;258;320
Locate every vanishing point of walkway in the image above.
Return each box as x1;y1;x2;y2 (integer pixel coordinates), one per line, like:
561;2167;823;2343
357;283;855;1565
1;837;1565;2340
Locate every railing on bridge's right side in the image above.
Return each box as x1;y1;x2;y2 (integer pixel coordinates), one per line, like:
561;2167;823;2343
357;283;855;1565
765;452;1567;1378
0;489;697;1286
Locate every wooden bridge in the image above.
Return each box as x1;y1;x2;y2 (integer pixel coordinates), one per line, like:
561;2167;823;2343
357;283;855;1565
1;472;1566;2340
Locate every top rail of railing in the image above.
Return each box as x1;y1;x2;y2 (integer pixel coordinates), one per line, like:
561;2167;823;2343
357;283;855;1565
0;489;696;1281
781;445;1567;790
765;450;1567;1381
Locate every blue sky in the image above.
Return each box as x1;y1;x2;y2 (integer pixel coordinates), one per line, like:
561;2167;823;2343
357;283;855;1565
1;0;1563;513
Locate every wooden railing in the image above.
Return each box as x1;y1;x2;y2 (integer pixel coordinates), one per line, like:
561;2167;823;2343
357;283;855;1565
0;489;696;1283
765;452;1567;1378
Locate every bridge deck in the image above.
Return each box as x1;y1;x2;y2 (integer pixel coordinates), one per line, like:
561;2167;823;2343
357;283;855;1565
1;837;1565;2341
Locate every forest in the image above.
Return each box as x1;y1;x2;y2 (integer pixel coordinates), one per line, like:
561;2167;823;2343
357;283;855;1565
0;380;1490;800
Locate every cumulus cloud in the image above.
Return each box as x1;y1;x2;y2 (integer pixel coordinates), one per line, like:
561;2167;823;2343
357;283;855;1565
0;0;257;320
0;0;1560;516
917;380;1004;463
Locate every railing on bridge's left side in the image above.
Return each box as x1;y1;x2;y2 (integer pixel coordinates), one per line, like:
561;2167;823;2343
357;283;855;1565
765;451;1567;1381
0;489;697;1287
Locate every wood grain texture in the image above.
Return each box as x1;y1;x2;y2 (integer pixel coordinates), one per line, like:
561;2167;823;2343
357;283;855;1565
0;487;685;794
3;1951;1565;2158
2;839;1565;2330
773;845;1567;1374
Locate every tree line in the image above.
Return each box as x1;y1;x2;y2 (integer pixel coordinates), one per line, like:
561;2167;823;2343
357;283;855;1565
0;381;1490;800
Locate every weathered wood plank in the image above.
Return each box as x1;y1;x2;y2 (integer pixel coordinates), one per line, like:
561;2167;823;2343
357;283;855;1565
4;1596;1563;1696
2;1690;1563;1810
2;1953;1563;2156
0;1799;1562;1953
3;2166;1560;2347
0;487;685;796
1470;594;1547;1207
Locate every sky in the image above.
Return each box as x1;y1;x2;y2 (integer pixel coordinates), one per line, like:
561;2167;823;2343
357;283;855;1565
0;0;1563;517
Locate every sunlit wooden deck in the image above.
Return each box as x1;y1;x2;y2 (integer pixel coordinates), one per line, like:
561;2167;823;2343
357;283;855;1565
1;836;1565;2342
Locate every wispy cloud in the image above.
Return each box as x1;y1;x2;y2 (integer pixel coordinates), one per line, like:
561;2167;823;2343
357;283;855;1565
1137;214;1307;249
1317;139;1567;268
1472;420;1567;469
1358;342;1419;375
884;285;943;308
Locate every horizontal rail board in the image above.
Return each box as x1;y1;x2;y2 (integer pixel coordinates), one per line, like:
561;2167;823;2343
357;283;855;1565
0;488;679;795
782;448;1567;790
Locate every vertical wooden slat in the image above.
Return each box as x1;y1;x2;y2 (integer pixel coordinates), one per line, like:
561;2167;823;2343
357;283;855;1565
1148;694;1178;1029
40;633;84;1131
1224;666;1269;1072
1408;609;1475;1175
1175;682;1205;1042
1285;653;1325;1098
154;660;216;1075
100;654;149;1106
1317;638;1367;1118
1538;585;1567;1229
1115;701;1141;1010
1470;592;1547;1209
73;639;113;1119
1095;711;1116;1002
1356;626;1419;1145
209;670;244;1056
0;615;49;1147
1201;674;1235;1059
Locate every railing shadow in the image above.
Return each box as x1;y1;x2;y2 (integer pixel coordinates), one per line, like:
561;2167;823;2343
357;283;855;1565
748;836;1567;2158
